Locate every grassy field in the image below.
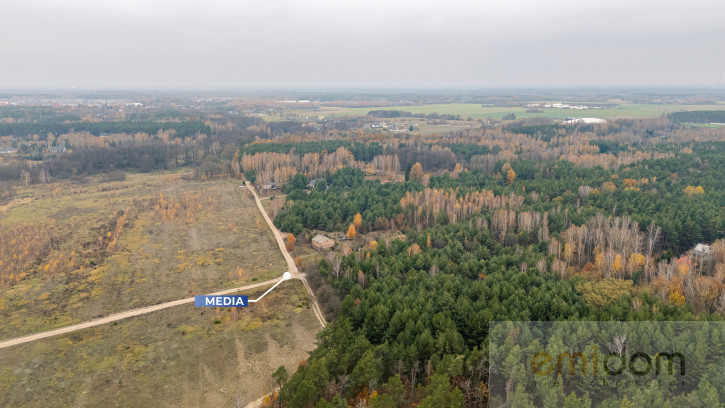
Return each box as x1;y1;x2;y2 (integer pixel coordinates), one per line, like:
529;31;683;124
0;172;286;339
267;102;725;122
0;172;322;407
0;280;319;407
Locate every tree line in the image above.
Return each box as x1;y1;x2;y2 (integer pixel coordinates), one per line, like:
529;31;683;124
0;120;211;138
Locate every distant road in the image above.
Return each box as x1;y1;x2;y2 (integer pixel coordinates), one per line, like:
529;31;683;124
0;278;280;350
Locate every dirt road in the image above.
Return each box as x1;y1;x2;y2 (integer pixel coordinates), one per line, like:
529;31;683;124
0;181;326;352
0;277;280;350
245;181;327;328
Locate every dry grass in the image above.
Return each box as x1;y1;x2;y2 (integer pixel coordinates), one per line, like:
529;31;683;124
0;172;286;338
0;280;319;407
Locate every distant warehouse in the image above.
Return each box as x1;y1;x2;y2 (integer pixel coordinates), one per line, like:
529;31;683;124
311;235;334;250
563;117;606;125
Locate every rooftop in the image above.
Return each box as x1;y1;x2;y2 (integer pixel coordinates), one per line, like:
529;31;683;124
312;234;333;243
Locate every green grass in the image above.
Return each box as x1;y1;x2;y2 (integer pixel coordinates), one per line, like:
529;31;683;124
681;122;725;128
266;102;725;122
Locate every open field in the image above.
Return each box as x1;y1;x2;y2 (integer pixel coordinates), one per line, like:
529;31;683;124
0;280;319;407
682;122;725;128
266;102;725;122
0;172;286;339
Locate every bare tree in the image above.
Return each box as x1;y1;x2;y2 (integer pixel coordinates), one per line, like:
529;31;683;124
425;359;433;380
39;168;49;184
336;374;351;397
718;293;725;315
608;334;627;356
645;221;662;280
327;253;342;279
394;360;405;376
410;361;420;389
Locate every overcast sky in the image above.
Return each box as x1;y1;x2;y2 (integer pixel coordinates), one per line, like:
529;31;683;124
1;0;724;90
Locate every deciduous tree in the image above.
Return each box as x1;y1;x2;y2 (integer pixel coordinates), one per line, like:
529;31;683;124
408;162;424;183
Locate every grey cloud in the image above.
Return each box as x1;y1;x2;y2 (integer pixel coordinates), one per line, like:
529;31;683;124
1;0;724;89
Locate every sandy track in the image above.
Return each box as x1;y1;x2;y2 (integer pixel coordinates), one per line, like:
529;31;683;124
0;278;280;350
0;180;326;352
245;182;327;328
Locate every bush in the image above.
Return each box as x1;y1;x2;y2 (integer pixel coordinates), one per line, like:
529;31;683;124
101;170;126;182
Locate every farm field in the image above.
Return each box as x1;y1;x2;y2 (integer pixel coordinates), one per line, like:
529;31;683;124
268;102;725;122
0;172;287;339
0;280;319;407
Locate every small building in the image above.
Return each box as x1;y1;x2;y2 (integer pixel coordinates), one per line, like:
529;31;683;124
1;147;18;154
48;146;67;153
312;234;335;250
308;179;327;189
693;244;711;256
564;117;607;125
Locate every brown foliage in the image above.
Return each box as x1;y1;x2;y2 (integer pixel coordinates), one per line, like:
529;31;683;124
346;224;356;240
408;162;424;183
153;191;216;223
0;223;53;285
400;187;524;228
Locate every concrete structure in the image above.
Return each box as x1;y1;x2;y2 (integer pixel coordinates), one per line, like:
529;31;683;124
564;117;607;125
693;243;711;256
48;146;67;153
312;234;334;250
308;179;327;189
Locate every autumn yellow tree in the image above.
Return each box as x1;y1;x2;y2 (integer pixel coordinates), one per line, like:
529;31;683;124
627;253;646;275
601;181;616;193
452;163;462;178
563;242;575;264
353;212;363;229
612;254;623;276
677;262;690;276
506;168;516;185
408;162;424;183
669;289;686;306
286;234;296;251
623;178;638;188
347;224;356;240
683;185;705;196
668;276;686;305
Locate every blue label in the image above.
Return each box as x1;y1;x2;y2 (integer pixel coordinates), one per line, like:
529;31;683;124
195;295;249;307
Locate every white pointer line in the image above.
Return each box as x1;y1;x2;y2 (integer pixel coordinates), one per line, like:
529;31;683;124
248;272;291;303
0;273;291;350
